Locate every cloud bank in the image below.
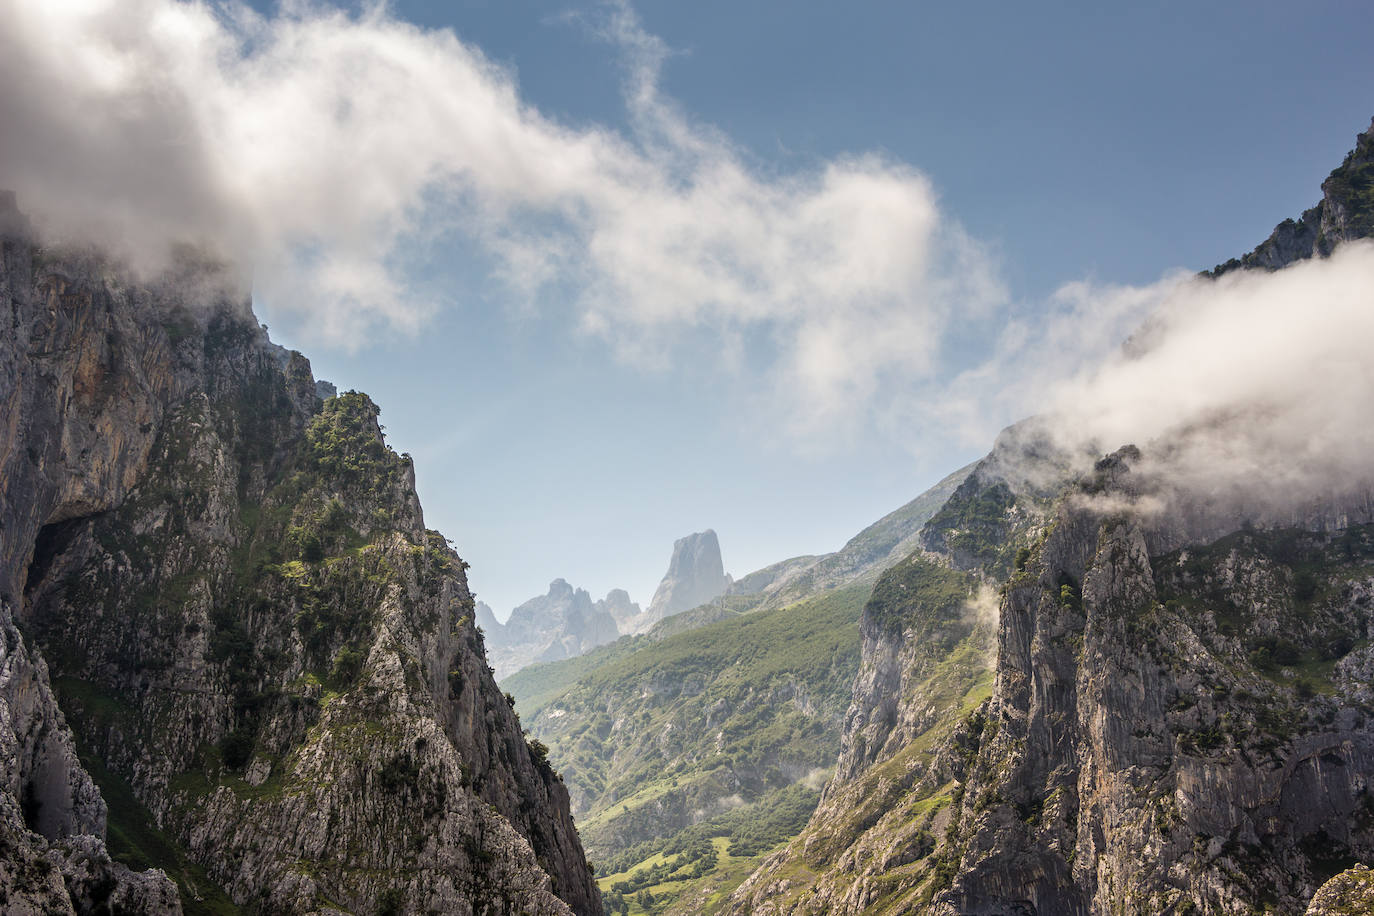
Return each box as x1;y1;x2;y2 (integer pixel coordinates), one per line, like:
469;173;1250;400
0;0;1002;436
946;242;1374;522
1057;243;1374;518
5;0;1371;494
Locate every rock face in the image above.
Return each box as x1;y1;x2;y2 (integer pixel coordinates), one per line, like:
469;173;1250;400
630;530;729;633
730;446;1374;915
1209;117;1374;276
0;204;599;913
728;120;1374;916
595;588;640;632
1306;865;1374;915
476;599;504;637
486;580;623;679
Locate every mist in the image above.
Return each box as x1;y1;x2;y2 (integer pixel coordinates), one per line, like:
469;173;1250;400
4;0;1371;497
0;0;1002;438
961;242;1374;525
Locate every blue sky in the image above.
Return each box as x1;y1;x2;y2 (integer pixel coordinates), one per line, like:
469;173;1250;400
7;1;1373;618
271;0;1374;617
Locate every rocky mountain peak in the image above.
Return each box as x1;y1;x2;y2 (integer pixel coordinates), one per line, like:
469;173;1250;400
0;212;601;913
638;529;729;629
1208;114;1374;276
485;579;623;679
596;588;641;629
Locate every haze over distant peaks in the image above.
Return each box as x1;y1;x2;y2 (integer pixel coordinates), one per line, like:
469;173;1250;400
484;579;622;679
623;529;730;634
487;530;730;677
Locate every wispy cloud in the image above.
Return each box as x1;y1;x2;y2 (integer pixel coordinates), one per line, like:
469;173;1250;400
8;0;1369;493
0;0;1003;439
1051;243;1374;516
938;243;1374;520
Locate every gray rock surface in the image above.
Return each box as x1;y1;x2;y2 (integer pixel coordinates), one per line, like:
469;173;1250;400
1306;865;1374;915
629;530;729;633
729;445;1374;915
0;201;600;914
486;580;624;680
595;588;641;631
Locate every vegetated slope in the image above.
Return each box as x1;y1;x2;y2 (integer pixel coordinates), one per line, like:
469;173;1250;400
507;457;972;716
503;435;986;915
728;120;1374;915
0;203;599;914
732;449;1374;915
521;583;872;913
503;592;764;714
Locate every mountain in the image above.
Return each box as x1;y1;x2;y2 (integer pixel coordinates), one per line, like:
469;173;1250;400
504;463;977;913
485;580;623;680
0;198;599;914
524;584;870;911
1208;116;1374;277
727;462;975;613
623;530;730;634
726;119;1374;915
597;588;641;632
476;599;504;635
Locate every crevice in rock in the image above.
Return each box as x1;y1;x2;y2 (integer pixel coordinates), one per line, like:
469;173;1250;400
21;516;91;607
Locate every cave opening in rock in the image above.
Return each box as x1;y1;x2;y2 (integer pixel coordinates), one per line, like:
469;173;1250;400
21;516;90;614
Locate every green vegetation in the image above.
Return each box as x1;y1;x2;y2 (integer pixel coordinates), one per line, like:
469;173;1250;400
505;634;650;712
922;477;1020;576
518;583;871;910
599;782;820;879
29;371;460;910
306;391;405;493
864;554;975;638
1320;125;1374;239
1151;523;1374;763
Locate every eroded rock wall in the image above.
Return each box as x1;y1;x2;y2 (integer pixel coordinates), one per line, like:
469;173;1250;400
0;203;599;914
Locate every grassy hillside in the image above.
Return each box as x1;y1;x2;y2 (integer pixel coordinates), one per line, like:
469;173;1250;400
517;581;873;912
500;464;984;914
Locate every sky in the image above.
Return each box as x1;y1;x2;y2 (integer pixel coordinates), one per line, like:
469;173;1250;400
3;0;1374;618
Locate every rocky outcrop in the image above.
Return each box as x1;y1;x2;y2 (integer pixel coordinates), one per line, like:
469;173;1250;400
627;530;729;633
1307;865;1374;915
1209;117;1374;277
595;588;640;632
475;599;507;644
928;457;1374;915
485;581;625;680
0;202;599;913
727;119;1374;916
730;446;1374;915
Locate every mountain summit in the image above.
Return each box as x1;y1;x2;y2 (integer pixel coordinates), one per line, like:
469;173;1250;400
631;529;730;633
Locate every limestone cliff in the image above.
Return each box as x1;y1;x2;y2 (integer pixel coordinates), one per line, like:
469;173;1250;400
730;445;1374;915
0;200;599;914
727;119;1374;916
485;580;622;680
627;530;729;634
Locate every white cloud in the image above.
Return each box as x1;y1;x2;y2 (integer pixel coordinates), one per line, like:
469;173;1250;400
0;0;1004;438
934;243;1374;521
1051;243;1374;514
